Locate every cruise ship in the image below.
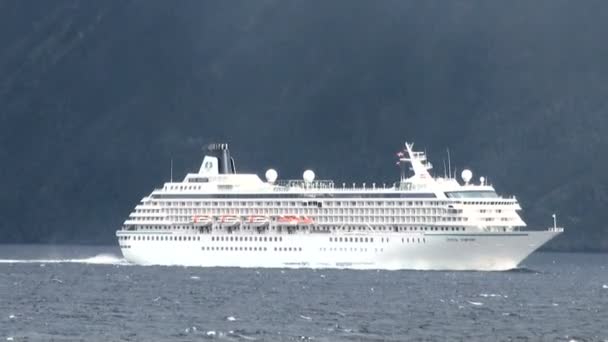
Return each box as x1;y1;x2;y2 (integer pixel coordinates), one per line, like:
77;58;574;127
116;142;563;270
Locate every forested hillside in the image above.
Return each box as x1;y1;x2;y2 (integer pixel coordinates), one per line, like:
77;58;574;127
1;0;607;250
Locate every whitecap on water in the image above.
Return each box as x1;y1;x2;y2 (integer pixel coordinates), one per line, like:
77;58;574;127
226;316;237;321
479;293;503;298
229;331;257;341
189;276;200;280
468;301;483;306
602;284;608;289
8;314;15;319
7;337;14;341
299;314;312;320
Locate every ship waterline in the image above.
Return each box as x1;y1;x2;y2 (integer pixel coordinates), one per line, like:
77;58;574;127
116;142;563;270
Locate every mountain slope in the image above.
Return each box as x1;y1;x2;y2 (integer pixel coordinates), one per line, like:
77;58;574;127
0;0;607;249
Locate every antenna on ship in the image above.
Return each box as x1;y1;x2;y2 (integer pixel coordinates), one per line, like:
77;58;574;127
447;148;452;179
170;158;173;182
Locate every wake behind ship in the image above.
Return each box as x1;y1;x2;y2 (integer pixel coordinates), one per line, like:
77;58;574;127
116;142;563;270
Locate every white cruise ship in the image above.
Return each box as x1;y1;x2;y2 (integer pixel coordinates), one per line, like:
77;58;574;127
116;142;563;270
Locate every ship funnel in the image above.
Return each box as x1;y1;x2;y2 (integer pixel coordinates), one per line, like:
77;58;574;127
206;143;236;174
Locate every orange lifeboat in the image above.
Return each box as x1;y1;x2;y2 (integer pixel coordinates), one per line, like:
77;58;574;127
299;216;314;225
191;215;212;226
247;215;270;227
277;215;299;225
277;215;314;225
219;215;241;227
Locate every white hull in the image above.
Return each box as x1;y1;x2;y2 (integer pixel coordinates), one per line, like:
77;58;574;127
118;229;561;271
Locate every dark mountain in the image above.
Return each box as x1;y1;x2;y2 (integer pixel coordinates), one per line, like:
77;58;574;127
1;0;607;250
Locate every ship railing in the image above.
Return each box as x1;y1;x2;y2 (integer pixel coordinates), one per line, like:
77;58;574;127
275;180;397;192
275;180;335;189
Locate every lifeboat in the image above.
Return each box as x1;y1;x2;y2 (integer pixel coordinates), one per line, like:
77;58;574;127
299;216;314;225
277;215;314;225
246;215;270;227
191;215;212;226
219;215;241;227
277;215;299;225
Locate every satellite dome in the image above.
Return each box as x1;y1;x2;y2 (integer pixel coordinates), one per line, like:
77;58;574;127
265;169;278;183
303;170;315;183
480;176;486;185
461;169;473;184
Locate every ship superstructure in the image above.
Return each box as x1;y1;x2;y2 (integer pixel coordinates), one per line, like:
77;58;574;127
116;142;563;270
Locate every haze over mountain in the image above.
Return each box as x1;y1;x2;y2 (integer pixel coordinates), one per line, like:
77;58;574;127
1;0;607;251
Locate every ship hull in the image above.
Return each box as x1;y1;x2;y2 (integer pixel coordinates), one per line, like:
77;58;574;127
117;229;561;271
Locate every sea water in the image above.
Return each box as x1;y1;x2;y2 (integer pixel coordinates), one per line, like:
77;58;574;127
0;245;606;341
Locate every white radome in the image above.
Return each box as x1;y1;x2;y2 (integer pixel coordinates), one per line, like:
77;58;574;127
265;169;278;183
461;169;473;184
303;169;315;183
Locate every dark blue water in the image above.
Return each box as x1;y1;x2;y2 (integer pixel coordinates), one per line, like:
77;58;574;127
1;245;606;341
